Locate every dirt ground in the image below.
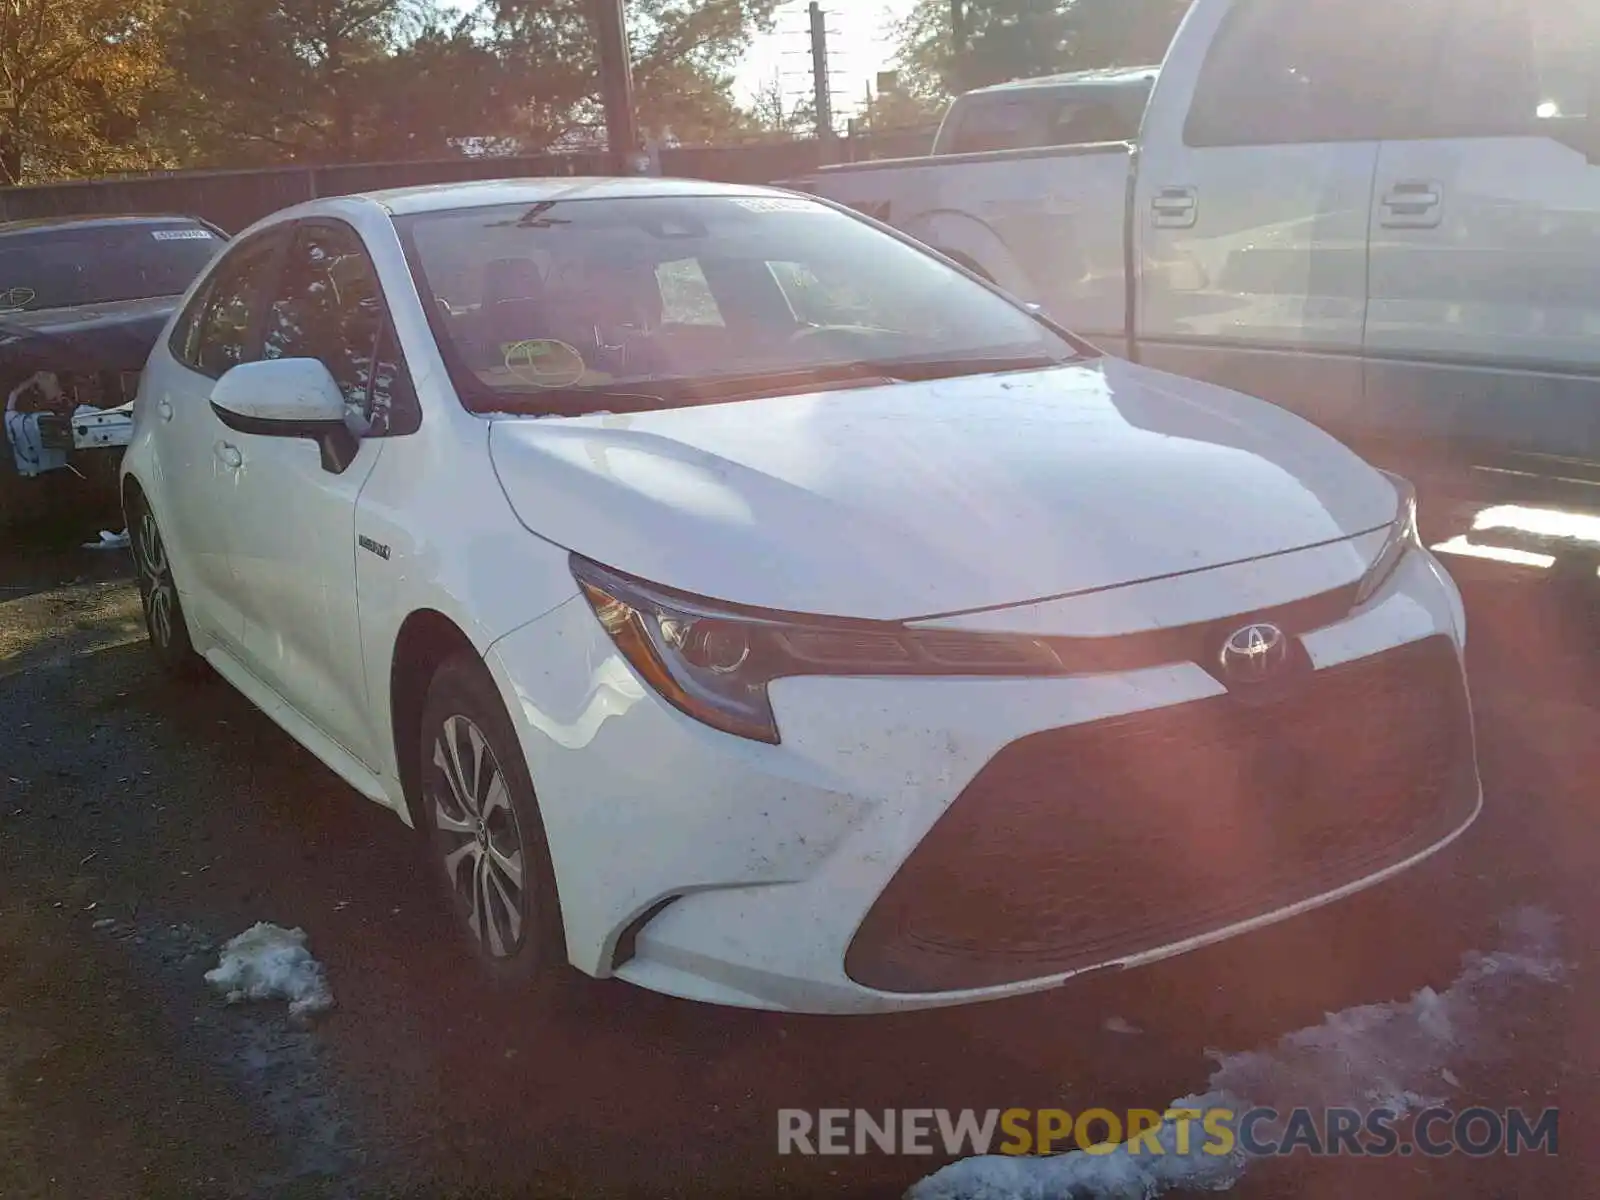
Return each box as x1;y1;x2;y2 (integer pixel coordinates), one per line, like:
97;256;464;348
0;509;1595;1200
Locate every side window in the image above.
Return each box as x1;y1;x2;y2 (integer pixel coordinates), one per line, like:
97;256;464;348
1412;0;1552;138
1185;0;1451;146
1050;100;1130;145
1530;0;1594;120
186;236;282;377
169;279;214;369
948;97;1053;154
263;223;416;437
656;259;724;326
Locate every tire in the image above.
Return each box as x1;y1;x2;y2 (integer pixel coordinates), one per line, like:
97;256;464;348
128;494;207;681
419;654;567;987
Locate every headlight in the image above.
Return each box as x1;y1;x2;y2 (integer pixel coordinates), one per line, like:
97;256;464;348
1353;471;1421;608
571;555;1062;744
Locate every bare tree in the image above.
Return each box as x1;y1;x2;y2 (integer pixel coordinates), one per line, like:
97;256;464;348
744;68;814;136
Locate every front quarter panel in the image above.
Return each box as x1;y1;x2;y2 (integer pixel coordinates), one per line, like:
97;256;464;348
348;406;582;810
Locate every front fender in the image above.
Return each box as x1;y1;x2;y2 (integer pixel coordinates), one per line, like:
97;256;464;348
898;209;1032;295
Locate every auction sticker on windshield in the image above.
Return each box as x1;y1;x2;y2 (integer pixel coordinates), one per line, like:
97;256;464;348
730;197;826;214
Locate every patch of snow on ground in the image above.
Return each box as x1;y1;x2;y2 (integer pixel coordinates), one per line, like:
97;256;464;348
909;908;1563;1200
82;529;130;551
205;922;335;1021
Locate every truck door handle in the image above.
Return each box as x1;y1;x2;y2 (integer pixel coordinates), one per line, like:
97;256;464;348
1381;181;1443;228
216;442;243;471
1152;186;1198;229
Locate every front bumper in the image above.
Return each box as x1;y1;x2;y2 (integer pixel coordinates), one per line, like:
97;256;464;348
484;538;1477;1014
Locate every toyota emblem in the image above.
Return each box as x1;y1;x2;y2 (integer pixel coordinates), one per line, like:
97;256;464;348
1218;622;1289;683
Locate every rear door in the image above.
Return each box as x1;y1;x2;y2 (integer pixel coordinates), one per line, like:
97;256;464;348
1135;0;1444;434
1365;0;1600;468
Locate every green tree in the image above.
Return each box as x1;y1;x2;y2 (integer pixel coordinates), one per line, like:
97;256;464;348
354;9;524;159
490;0;782;147
0;0;177;183
892;0;1189;100
160;0;430;165
855;74;948;134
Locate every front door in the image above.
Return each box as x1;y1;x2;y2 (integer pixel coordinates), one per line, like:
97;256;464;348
226;220;410;767
158;230;289;650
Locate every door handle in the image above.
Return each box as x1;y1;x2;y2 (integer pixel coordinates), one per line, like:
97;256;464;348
1380;181;1443;228
156;398;173;422
216;442;243;471
1152;186;1198;229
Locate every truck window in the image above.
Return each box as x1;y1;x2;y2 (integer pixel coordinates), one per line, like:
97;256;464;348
1185;0;1452;146
1415;0;1600;139
947;91;1139;153
1050;101;1133;144
1529;0;1593;119
946;97;1054;154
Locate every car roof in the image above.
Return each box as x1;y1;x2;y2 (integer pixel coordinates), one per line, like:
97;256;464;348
0;214;214;237
963;65;1159;97
360;176;789;217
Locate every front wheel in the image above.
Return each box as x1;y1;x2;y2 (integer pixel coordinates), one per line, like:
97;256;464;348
419;655;567;986
128;496;206;680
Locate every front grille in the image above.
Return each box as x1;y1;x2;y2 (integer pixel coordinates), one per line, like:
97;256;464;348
1028;579;1357;676
845;635;1477;994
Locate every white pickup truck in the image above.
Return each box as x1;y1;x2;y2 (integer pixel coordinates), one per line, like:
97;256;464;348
791;0;1600;490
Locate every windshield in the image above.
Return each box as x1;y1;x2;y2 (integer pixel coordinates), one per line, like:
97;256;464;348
395;194;1087;415
0;222;224;312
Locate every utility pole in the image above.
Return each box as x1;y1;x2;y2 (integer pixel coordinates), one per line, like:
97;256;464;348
808;2;836;149
592;0;641;172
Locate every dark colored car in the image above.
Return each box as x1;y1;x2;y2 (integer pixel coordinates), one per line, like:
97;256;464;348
0;214;229;530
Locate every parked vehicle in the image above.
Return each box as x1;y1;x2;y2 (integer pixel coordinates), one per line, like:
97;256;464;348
0;215;228;531
122;179;1477;1013
929;66;1158;156
789;0;1600;492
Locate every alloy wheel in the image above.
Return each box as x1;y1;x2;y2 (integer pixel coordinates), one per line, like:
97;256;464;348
430;714;528;959
135;509;176;650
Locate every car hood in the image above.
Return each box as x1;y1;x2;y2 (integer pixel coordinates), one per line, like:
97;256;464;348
0;295;180;378
487;358;1399;621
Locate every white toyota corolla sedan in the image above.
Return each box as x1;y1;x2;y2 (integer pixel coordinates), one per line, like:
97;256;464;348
120;178;1479;1013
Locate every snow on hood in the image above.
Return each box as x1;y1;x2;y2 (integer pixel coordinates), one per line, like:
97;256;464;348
908;908;1564;1200
488;358;1399;621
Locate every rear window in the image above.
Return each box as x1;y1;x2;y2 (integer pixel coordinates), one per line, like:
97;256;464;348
941;85;1150;154
0;223;224;312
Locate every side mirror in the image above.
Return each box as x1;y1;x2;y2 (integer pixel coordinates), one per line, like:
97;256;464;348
210;358;359;474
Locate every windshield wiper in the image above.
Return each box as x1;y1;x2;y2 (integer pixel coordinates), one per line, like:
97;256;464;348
844;353;1073;382
473;356;1074;417
478;365;901;415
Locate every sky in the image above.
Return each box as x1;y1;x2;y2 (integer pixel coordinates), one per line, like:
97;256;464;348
735;1;921;119
443;1;921;123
